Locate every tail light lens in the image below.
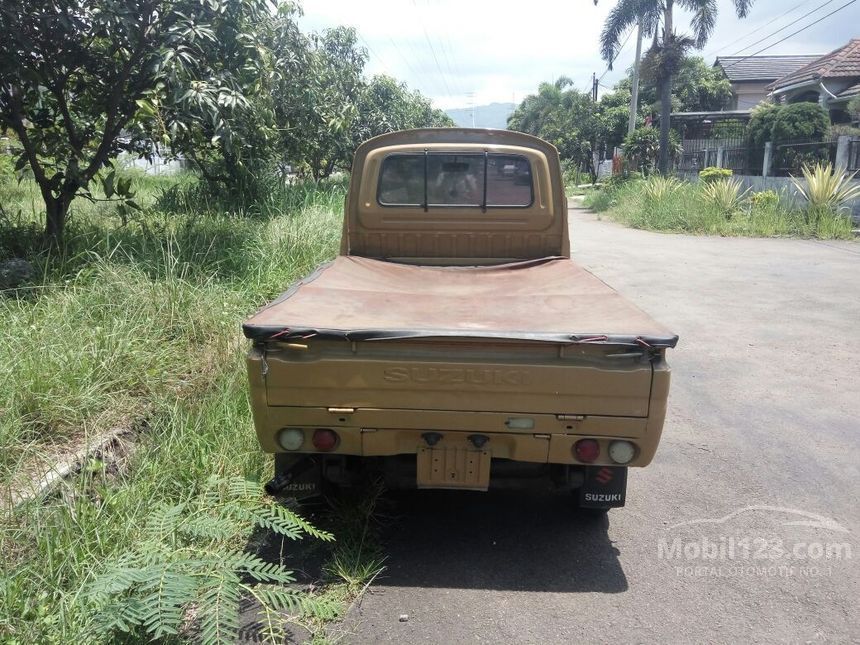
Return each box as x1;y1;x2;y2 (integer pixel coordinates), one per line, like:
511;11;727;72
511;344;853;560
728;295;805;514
312;428;339;452
574;438;600;463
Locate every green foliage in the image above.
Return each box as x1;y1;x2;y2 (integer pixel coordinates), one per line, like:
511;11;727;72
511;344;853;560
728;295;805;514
747;102;782;149
623;127;659;173
771;103;831;142
81;476;335;644
642;175;681;203
710;119;746;140
0;174;346;643
699;178;750;218
585;175;852;239
508;78;597;174
600;2;752;174
698;167;733;183
623;128;680;175
0;0;275;242
582;187;617;212
0;2;449;241
792;162;860;220
750;190;780;208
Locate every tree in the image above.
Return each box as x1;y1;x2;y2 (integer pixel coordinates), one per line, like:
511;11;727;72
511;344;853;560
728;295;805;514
599;0;753;174
0;0;271;244
508;79;602;176
353;75;453;144
616;55;731;113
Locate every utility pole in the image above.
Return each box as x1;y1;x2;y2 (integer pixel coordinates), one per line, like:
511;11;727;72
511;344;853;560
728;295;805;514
592;73;598;102
628;19;643;135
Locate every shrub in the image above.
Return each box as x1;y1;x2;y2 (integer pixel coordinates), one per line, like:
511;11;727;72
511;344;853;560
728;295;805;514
747;103;782;150
700;178;750;218
792;162;860;221
606;170;642;188
699;166;732;183
623;127;660;174
642;175;681;203
750;190;779;209
771;103;830;142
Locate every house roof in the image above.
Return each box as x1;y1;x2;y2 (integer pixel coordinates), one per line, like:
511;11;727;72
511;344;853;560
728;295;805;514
714;55;821;82
836;81;860;99
768;39;860;91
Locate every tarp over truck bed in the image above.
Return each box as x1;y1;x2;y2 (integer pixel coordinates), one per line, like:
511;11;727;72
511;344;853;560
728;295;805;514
242;256;678;348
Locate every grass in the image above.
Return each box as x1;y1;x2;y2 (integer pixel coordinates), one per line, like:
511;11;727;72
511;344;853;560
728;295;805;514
582;176;856;239
0;167;382;642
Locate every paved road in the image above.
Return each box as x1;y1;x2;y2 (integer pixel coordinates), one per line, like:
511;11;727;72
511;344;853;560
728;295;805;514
336;207;860;644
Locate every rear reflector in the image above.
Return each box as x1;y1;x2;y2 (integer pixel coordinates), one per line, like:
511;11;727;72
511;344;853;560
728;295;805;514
609;440;636;464
574;438;600;463
277;427;304;451
312;428;339;452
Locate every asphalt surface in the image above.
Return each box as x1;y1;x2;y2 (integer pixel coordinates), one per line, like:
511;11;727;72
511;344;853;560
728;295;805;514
331;206;860;644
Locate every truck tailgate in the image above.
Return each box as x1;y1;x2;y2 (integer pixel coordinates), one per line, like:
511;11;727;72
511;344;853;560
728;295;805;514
259;340;654;417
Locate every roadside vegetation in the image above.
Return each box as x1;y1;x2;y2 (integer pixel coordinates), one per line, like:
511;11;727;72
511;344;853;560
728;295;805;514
582;164;857;239
0;0;445;639
0;168;390;642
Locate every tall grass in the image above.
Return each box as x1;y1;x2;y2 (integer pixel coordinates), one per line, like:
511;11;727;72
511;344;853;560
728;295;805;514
0;170;345;641
584;176;855;239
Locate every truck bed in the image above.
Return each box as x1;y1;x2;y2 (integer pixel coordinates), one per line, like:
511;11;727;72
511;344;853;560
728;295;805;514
242;256;678;348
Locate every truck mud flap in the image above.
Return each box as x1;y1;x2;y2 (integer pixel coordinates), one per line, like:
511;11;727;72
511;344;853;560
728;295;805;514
578;466;627;508
265;455;322;500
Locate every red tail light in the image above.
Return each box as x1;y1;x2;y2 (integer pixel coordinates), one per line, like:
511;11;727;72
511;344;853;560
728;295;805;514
312;428;339;451
574;439;600;463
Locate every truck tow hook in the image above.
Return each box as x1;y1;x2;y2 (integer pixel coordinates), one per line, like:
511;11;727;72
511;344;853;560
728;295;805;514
422;432;443;446
468;434;489;449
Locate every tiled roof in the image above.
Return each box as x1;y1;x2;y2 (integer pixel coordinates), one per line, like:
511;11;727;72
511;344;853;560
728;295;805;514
769;39;860;91
714;55;821;82
836;81;860;99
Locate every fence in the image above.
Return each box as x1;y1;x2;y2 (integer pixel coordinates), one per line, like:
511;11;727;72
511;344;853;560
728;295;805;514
679;135;859;177
771;138;839;177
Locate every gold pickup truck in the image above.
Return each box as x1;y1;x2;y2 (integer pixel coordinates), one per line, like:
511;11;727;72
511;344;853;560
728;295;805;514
244;128;677;512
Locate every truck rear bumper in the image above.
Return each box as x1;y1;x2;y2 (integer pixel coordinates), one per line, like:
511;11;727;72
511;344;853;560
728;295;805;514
267;453;628;507
255;404;667;469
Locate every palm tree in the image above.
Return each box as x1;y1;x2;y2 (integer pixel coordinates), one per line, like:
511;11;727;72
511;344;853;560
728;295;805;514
599;0;754;174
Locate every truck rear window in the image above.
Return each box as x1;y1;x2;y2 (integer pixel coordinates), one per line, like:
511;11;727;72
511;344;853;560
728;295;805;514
378;153;533;208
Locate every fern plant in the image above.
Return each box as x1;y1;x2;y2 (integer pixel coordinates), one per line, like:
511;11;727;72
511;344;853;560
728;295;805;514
81;476;337;644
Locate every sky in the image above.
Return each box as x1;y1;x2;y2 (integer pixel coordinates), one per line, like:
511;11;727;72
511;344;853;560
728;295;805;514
299;0;860;110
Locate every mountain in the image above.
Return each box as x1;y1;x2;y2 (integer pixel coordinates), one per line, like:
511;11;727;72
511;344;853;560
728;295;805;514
445;102;516;130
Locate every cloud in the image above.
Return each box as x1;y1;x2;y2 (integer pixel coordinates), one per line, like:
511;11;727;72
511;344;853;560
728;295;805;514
299;0;860;109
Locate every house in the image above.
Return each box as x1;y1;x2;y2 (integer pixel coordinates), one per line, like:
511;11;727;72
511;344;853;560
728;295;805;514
714;54;821;110
768;39;860;124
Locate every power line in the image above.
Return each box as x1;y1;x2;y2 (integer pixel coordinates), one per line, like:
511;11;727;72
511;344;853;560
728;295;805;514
721;0;858;72
411;0;454;101
703;0;813;58
721;0;839;60
595;25;635;91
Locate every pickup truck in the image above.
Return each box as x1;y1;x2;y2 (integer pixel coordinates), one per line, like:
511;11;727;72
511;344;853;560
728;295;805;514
243;128;677;512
